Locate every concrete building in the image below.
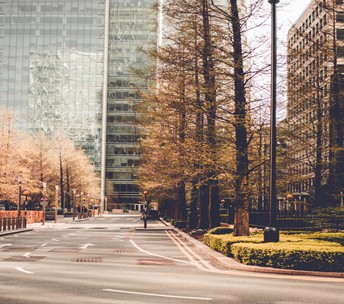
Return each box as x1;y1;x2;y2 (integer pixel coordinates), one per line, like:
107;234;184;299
287;0;344;204
0;0;157;210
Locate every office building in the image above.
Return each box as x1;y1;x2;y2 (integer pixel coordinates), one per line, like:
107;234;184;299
0;0;157;209
287;0;344;203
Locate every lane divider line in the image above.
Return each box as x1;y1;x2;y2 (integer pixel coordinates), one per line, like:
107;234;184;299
15;267;33;274
103;288;212;301
129;240;192;265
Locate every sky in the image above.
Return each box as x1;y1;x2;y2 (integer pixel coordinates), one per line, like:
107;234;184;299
259;0;313;119
281;0;311;25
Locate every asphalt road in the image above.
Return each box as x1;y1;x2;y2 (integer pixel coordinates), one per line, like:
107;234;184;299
0;215;343;304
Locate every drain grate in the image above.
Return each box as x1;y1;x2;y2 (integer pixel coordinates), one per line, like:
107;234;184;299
4;256;45;262
50;247;80;253
72;257;102;263
4;247;37;252
90;227;107;229
138;258;174;266
113;249;138;254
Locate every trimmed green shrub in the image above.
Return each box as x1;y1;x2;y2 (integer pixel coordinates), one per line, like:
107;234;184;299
203;231;344;272
231;242;344;272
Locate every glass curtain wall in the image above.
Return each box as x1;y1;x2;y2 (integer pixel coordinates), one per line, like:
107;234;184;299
106;0;156;208
0;0;104;167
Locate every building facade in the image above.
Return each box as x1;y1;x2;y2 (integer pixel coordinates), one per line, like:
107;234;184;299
287;0;344;204
0;0;157;209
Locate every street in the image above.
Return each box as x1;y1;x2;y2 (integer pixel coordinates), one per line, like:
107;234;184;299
0;215;343;304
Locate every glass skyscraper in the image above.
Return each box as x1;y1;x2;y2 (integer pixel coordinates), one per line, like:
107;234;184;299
0;0;157;209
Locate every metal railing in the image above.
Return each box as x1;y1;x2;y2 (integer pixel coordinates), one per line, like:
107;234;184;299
0;217;27;232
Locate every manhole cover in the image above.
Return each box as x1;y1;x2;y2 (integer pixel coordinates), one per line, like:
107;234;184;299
113;249;138;254
90;227;107;229
50;247;80;253
4;256;45;262
138;258;174;266
72;257;102;263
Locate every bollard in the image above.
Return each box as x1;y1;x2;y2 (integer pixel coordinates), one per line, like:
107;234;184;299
264;226;279;242
12;217;15;230
143;214;147;229
0;218;2;232
3;218;7;231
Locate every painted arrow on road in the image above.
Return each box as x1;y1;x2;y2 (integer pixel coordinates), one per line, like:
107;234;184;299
0;243;12;248
79;243;95;250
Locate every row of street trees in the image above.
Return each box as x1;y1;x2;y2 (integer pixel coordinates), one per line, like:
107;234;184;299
139;0;272;236
138;0;344;234
0;111;100;209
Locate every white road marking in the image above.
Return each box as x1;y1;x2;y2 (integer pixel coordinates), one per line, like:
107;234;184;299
167;231;219;272
0;243;12;248
103;289;212;301
41;243;47;247
130;240;192;265
51;239;60;241
15;267;33;274
79;243;95;249
23;252;31;258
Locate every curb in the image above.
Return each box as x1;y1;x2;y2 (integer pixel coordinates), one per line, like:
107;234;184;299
0;228;33;236
163;221;344;279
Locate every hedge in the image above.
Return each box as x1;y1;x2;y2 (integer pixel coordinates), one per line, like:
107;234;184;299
203;230;344;272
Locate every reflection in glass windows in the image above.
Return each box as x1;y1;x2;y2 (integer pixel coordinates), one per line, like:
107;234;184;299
0;0;104;169
105;0;156;206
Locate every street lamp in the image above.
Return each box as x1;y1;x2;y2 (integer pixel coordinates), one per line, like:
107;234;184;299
22;190;31;218
142;190;149;229
17;175;23;220
42;182;47;226
80;192;84;219
55;185;59;223
72;189;76;221
264;0;280;242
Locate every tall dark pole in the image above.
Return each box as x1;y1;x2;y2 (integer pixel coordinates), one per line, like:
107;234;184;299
265;0;279;242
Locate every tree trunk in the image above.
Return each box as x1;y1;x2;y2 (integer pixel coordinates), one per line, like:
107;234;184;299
200;0;219;229
233;203;250;236
198;183;209;229
209;180;220;228
230;0;250;236
177;180;187;220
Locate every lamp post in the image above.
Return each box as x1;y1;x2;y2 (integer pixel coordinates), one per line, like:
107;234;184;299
264;0;280;242
22;190;31;220
42;182;47;226
142;190;149;229
17;176;23;228
72;189;76;221
55;185;59;223
87;194;90;218
18;175;23;216
80;192;84;219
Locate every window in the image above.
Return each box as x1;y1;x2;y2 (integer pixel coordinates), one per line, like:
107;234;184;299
337;29;344;40
337;46;344;57
337;12;344;23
